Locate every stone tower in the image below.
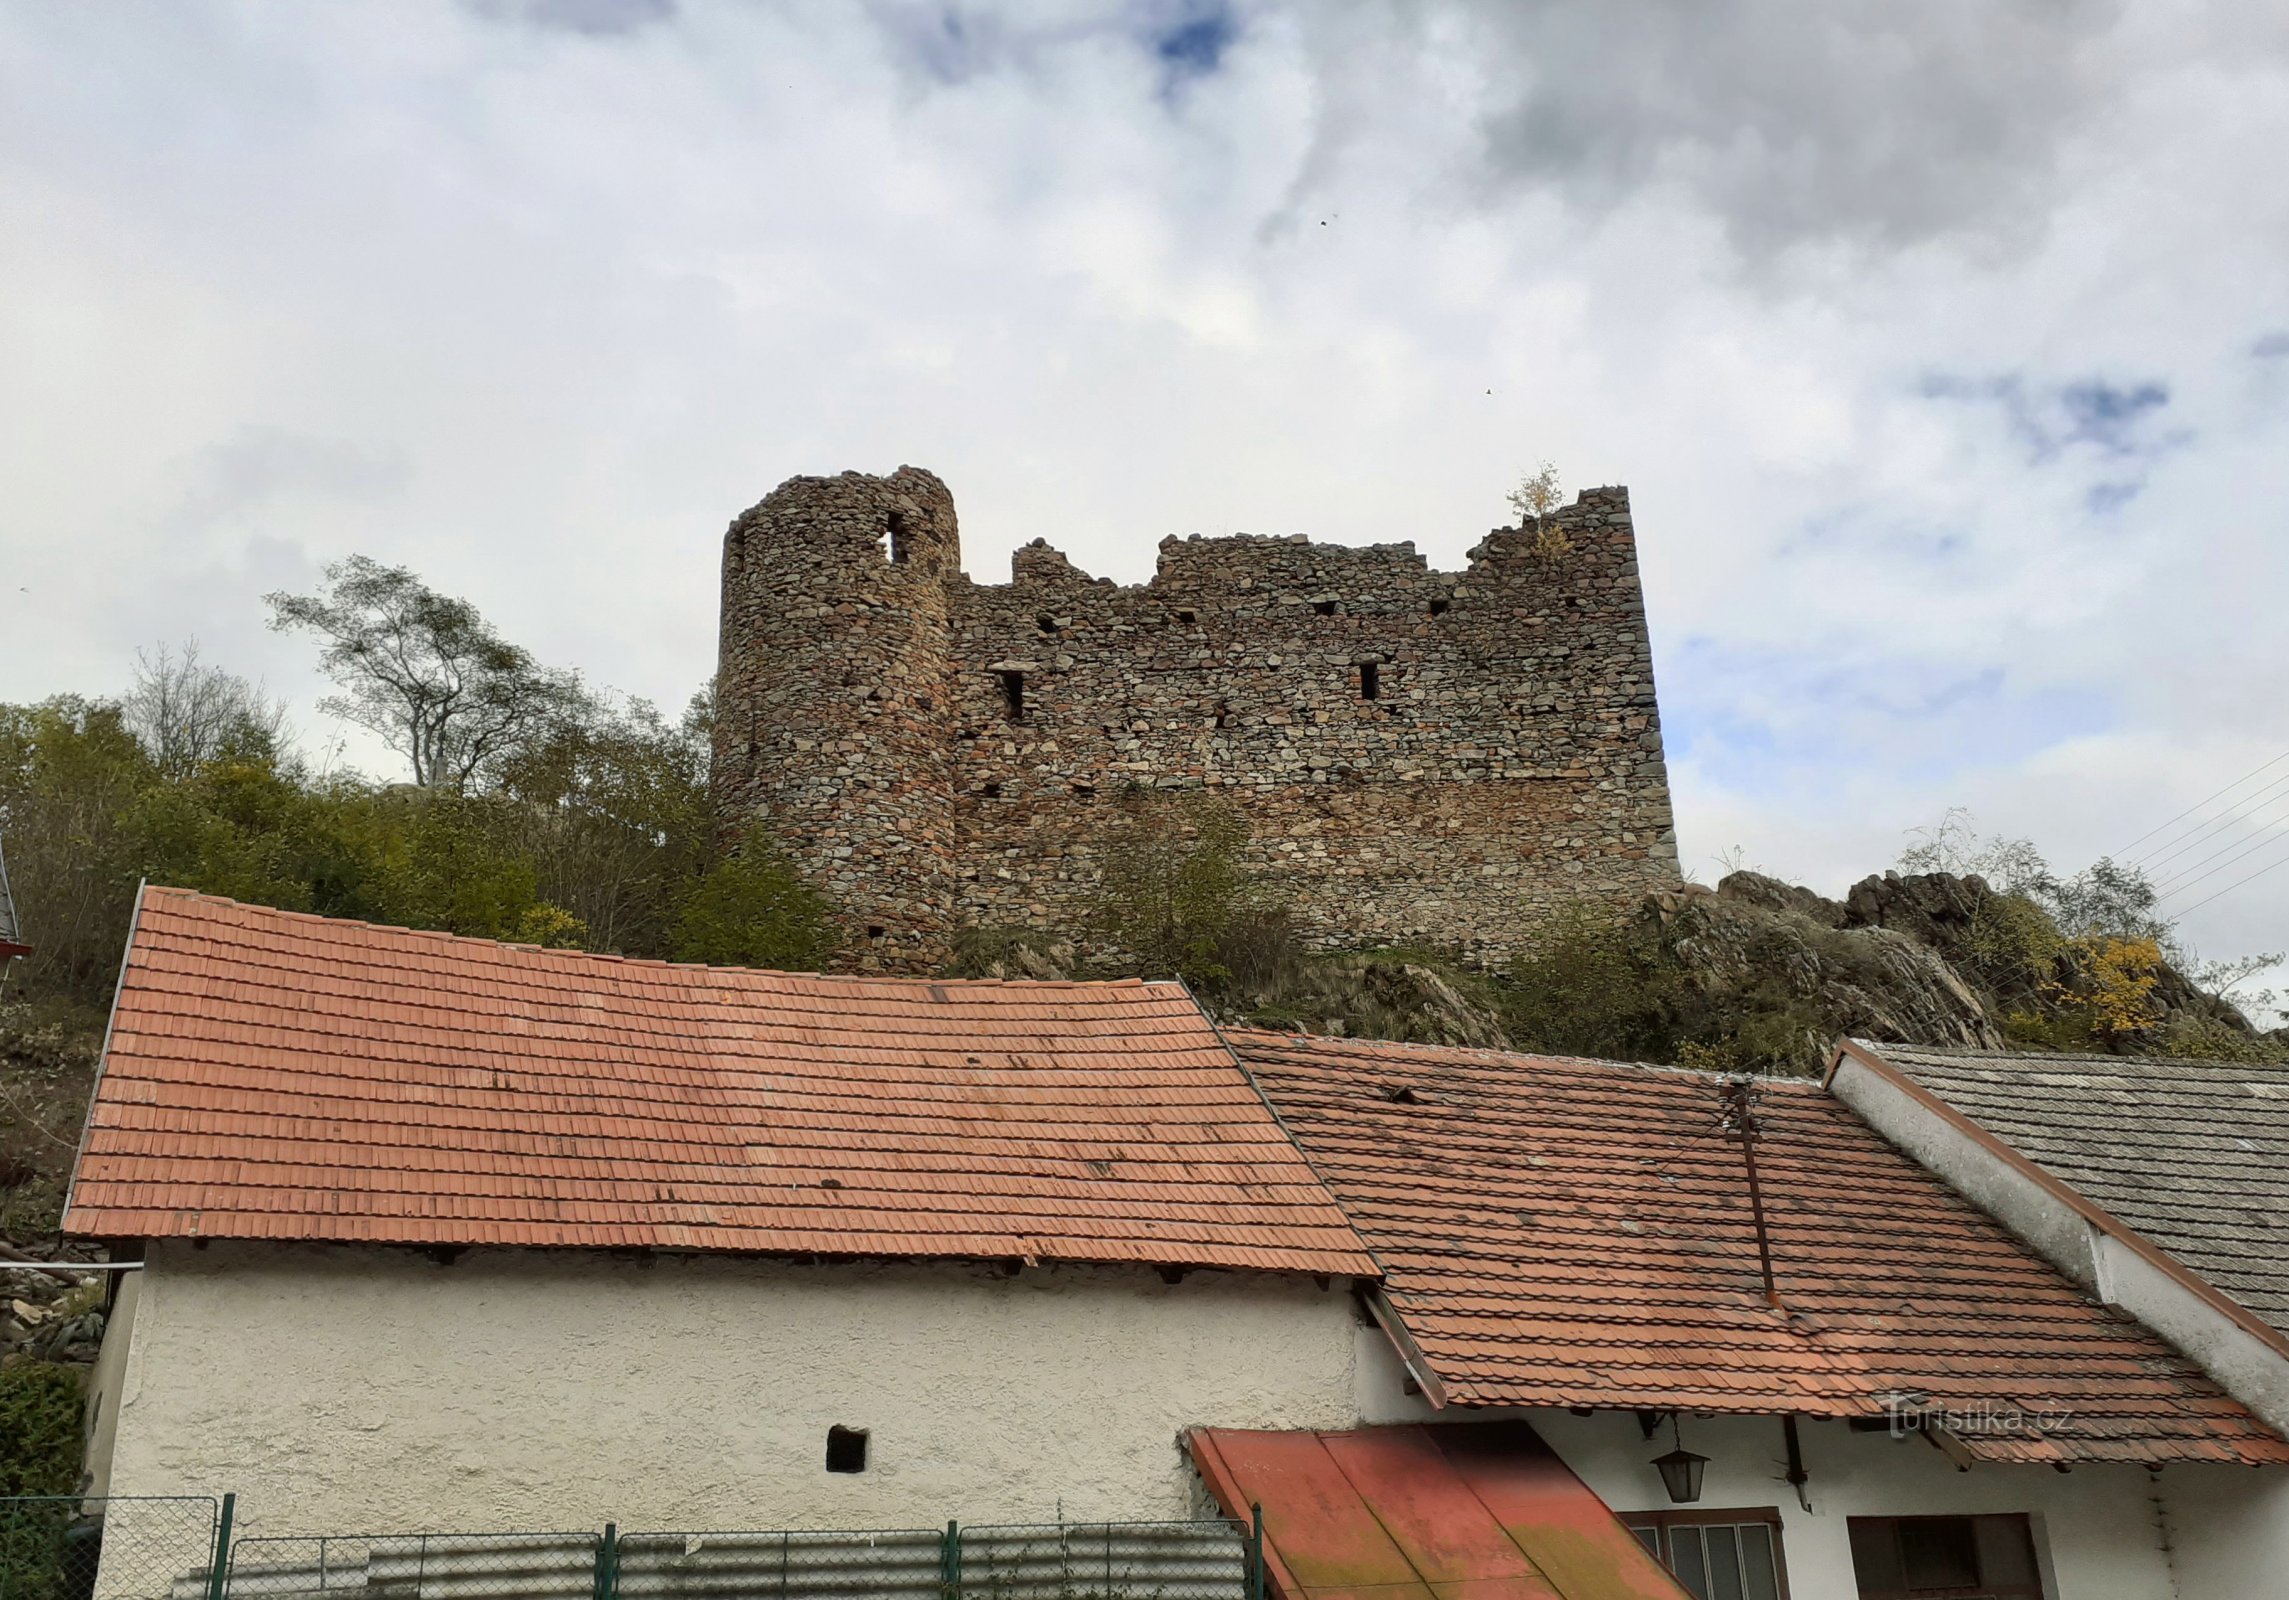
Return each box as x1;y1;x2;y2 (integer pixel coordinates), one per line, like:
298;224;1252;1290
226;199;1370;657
717;466;1679;975
712;468;962;970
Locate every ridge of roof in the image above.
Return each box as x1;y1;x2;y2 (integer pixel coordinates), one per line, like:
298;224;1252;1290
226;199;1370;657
1239;1029;2289;1468
1844;1035;2289;1083
65;888;1377;1278
126;886;1172;993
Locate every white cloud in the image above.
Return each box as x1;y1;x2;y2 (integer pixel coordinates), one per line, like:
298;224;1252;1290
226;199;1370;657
1;0;2285;968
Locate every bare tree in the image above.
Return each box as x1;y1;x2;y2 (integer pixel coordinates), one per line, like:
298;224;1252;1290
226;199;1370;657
122;639;290;777
267;556;590;791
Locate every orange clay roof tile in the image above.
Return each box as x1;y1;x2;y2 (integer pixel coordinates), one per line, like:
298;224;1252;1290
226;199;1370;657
65;889;1374;1276
1232;1029;2289;1468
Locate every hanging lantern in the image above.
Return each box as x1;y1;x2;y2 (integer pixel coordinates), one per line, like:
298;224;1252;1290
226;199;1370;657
1653;1417;1709;1503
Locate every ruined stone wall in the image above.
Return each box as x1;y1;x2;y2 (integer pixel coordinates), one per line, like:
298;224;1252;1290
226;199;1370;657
712;468;962;972
716;468;1677;972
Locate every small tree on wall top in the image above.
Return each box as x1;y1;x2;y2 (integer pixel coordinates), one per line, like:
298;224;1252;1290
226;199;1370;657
1508;463;1571;558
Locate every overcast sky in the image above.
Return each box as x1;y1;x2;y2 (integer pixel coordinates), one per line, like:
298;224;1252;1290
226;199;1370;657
4;1;2287;982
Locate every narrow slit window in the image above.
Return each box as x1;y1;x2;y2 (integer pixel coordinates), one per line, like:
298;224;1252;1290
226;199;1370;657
886;513;912;564
1360;663;1381;701
826;1426;869;1473
999;671;1025;721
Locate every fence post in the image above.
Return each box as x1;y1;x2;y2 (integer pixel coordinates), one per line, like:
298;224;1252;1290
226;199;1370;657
203;1494;236;1600
941;1520;961;1600
1247;1504;1265;1600
592;1524;619;1600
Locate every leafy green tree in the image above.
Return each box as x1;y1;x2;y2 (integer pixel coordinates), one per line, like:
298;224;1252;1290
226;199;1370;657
0;699;155;1003
267;556;589;791
496;693;715;956
1500;901;1685;1063
671;835;834;971
1091;791;1280;987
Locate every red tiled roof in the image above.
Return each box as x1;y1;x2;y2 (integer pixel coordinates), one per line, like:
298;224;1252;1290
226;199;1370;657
63;889;1375;1275
1235;1030;2289;1467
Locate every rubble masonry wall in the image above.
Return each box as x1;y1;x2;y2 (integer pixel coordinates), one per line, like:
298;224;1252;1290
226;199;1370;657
714;467;1678;972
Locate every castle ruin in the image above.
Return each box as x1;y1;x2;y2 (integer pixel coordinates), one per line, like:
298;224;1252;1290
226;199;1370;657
713;467;1678;973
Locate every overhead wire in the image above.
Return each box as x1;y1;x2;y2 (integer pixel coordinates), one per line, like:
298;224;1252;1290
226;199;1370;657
2154;822;2289;906
2146;789;2289;892
2116;747;2289;860
2167;843;2289;919
2134;772;2289;877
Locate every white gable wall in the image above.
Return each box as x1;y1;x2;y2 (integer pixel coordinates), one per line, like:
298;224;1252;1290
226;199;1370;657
107;1242;1362;1538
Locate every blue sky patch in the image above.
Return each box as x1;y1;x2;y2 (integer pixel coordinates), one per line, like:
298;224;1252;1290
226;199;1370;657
1149;0;1236;87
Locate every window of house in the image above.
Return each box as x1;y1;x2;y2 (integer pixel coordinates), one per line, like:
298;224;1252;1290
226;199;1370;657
1846;1515;2041;1600
1621;1509;1788;1600
825;1426;869;1473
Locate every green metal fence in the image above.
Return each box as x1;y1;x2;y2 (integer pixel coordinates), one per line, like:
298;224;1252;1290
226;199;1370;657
0;1497;221;1600
220;1516;1268;1600
0;1500;1265;1600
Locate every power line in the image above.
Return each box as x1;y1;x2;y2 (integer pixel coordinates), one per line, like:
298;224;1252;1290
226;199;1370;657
2116;747;2289;860
2134;771;2289;875
2169;840;2289;919
2155;823;2289;906
2147;790;2289;891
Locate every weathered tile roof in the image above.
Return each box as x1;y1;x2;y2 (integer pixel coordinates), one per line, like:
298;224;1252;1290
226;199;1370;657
1849;1040;2289;1341
1235;1029;2289;1466
64;888;1375;1276
1187;1422;1687;1600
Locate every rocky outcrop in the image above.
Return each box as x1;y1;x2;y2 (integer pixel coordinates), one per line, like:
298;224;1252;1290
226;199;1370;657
1646;877;2001;1058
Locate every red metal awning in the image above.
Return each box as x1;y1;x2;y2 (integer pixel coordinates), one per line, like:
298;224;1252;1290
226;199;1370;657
1187;1422;1688;1600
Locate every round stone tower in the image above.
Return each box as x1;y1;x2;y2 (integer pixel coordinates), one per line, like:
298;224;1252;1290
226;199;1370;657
713;467;960;971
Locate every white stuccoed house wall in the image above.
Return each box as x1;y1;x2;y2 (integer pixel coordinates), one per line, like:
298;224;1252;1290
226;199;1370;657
102;1242;1364;1538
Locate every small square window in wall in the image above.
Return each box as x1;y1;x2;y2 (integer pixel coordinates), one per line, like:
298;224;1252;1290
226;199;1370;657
826;1426;869;1474
1846;1514;2042;1600
1621;1508;1788;1600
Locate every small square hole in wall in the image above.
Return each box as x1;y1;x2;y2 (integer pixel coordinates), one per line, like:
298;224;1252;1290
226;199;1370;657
1313;600;1337;617
1428;599;1450;616
826;1425;869;1473
981;782;1003;799
1175;609;1197;625
1036;614;1059;635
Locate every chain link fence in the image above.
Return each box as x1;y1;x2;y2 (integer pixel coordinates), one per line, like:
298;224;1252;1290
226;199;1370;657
219;1520;1262;1600
0;1497;218;1600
